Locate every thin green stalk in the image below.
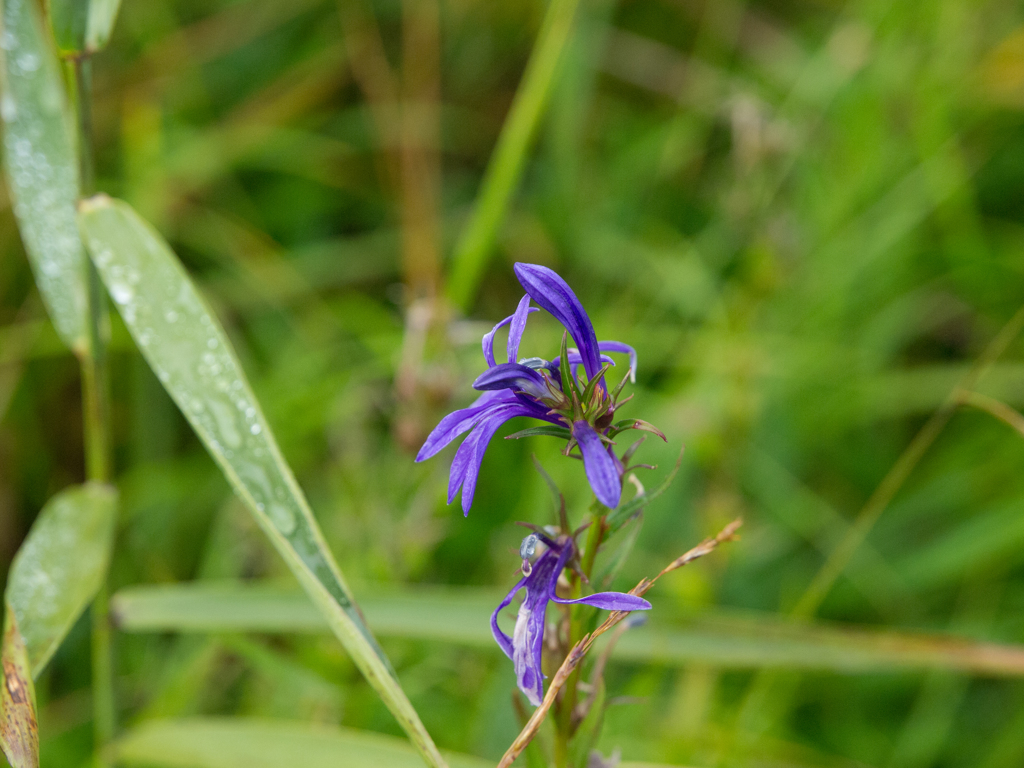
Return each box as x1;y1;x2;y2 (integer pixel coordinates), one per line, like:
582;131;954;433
70;54;117;766
446;0;581;311
554;508;606;767
726;304;1024;753
792;303;1024;620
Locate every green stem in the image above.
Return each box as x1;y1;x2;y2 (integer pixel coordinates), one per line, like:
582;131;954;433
554;508;606;767
70;53;116;766
446;0;581;311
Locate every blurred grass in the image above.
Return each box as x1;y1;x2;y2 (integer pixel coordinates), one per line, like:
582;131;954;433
3;0;1024;765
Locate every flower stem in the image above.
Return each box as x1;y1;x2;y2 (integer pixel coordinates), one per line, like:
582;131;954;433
69;53;117;767
555;506;607;767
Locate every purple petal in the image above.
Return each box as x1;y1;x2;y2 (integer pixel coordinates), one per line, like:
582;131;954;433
482;315;513;368
491;577;526;659
512;544;571;706
507;295;533;363
449;403;547;514
550;350;615;369
598;341;637;383
572;420;622;508
473;362;549;400
514;263;601;380
415;390;514;462
512;593;546;706
551;591;651;611
483;302;539;366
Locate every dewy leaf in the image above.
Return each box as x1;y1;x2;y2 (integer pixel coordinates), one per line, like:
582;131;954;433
0;0;89;352
113;718;489;768
604;447;683;535
48;0;123;55
113;581;1024;677
0;608;38;768
5;483;117;675
84;0;122;51
77;195;447;768
112;718;686;768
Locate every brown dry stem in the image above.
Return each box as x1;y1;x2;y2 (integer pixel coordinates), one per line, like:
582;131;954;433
497;518;743;767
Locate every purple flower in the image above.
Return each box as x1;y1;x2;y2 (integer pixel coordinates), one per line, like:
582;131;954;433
417;263;640;514
491;534;651;706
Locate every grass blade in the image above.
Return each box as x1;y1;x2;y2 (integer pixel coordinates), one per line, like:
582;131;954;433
446;0;581;310
5;482;117;675
110;717;691;768
49;0;123;54
113;718;487;768
112;582;1024;677
0;0;88;352
77;195;446;768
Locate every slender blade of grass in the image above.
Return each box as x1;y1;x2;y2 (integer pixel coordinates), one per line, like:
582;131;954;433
112;718;487;768
5;483;117;675
110;717;686;768
77;195;447;768
112;582;1024;677
446;0;581;310
0;0;88;352
48;0;123;54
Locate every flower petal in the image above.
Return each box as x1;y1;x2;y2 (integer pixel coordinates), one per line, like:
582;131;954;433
551;591;651;611
549;349;615;370
482;302;539;366
598;340;637;383
512;593;546;706
511;544;570;706
572;420;622;508
514;263;601;379
415;390;513;462
490;577;526;659
507;295;533;363
449;403;549;514
473;362;549;400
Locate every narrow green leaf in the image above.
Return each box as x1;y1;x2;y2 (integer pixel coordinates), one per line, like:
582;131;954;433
0;0;88;351
531;455;569;531
445;0;582;309
505;425;572;440
559;330;576;401
112;718;488;768
608;418;667;442
604;448;683;535
595;510;643;588
112;582;1024;677
569;676;604;768
5;482;116;675
85;0;121;51
48;0;123;54
0;608;38;768
77;195;446;768
46;0;87;54
579;362;612;409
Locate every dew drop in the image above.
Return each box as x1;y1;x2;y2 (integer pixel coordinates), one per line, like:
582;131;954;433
16;52;38;72
268;502;296;535
250;423;262;435
109;282;133;305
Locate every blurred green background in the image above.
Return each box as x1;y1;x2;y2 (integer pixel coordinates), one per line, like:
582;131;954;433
6;0;1024;765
